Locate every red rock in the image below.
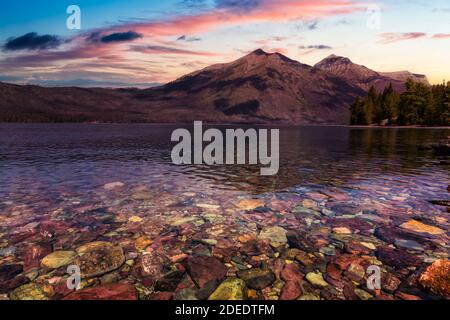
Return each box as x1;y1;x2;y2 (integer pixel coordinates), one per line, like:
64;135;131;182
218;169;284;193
373;294;396;300
343;283;359;300
344;241;370;255
419;259;450;297
240;240;270;256
52;279;75;299
0;275;29;294
381;273;401;293
21;244;52;271
376;246;422;268
326;262;342;280
280;281;302;300
150;291;174;300
332;254;364;270
63;283;137;300
280;263;304;282
133;251;168;284
395;292;421;300
185;255;228;288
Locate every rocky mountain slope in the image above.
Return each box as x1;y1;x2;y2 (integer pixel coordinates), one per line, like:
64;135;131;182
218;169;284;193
314;54;429;92
0;49;428;124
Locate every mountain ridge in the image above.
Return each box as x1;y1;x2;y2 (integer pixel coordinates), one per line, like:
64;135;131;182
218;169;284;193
0;49;429;124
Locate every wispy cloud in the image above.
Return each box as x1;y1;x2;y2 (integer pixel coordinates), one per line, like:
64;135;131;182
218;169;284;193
299;44;332;50
130;45;218;56
432;33;450;39
378;32;427;44
177;35;202;42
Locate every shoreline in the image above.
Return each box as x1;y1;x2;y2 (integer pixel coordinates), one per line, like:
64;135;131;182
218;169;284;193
0;122;449;129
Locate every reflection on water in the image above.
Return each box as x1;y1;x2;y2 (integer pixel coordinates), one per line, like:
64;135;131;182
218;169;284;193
0;124;448;197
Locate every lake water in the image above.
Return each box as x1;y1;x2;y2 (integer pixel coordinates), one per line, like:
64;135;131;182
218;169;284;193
0;124;449;300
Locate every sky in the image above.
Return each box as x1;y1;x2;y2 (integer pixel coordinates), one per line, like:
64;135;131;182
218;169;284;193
0;0;449;87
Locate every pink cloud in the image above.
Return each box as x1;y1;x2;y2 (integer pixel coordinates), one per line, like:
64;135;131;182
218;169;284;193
432;33;450;39
117;0;362;38
378;32;427;44
129;45;219;56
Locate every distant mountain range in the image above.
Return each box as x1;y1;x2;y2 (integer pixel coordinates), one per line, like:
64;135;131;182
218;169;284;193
0;49;429;124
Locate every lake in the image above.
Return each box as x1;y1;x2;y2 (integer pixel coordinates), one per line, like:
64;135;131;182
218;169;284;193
0;124;449;300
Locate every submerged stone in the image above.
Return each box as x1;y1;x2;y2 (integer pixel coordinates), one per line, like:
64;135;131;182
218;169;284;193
394;239;424;251
75;242;125;278
419;259;450;297
63;283;137;300
376;246;421;268
0;264;23;282
237;268;276;290
9;283;49;300
208;278;246;300
280;281;302;300
155;270;186;292
41;251;77;269
258;226;287;247
306;272;328;288
103;182;125;190
400;220;445;236
237;199;264;211
185;255;228;288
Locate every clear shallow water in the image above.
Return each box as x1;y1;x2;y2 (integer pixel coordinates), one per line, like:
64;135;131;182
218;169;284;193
0;124;448;198
0;124;449;300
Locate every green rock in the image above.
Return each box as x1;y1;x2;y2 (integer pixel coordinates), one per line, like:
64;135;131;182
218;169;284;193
298;293;321;300
175;288;199;301
201;239;218;246
41;251;77;269
168;216;198;226
208;278;246;300
9;283;49;300
355;288;373;300
131;191;152;200
258;226;287;247
306;272;328;288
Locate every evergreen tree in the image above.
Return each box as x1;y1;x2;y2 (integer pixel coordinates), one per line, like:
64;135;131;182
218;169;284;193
350;79;449;126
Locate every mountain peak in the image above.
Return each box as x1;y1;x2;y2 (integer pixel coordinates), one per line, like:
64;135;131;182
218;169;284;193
251;48;270;56
316;54;353;67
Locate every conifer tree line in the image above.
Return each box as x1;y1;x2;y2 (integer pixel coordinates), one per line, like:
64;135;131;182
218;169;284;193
350;79;450;126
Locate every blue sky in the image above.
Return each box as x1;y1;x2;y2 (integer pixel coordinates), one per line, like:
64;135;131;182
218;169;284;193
0;0;449;87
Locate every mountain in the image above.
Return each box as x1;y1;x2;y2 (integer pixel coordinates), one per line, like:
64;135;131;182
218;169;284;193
314;54;429;92
0;49;428;124
134;49;365;124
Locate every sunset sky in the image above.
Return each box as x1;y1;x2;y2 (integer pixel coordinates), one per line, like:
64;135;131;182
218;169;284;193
0;0;449;87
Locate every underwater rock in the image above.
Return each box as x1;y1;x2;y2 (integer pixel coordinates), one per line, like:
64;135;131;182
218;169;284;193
75;242;125;278
41;251;77;269
185;255;228;288
306;272;328;288
419;259;450;297
63;283;137;300
9;283;49;300
400;220;445;236
208;278;246;300
258;226;287;247
376;246;421;269
237;268;276;290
